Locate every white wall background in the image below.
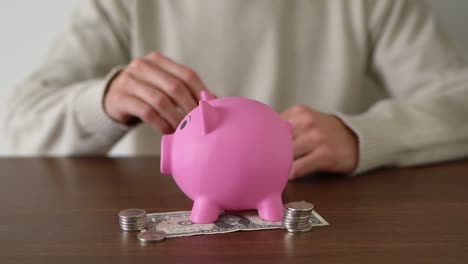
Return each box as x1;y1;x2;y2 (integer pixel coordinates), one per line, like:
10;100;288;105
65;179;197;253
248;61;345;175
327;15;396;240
0;0;79;155
0;0;467;156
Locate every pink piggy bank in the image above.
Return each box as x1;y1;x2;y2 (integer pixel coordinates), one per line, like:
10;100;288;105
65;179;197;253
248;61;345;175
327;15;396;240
160;91;293;224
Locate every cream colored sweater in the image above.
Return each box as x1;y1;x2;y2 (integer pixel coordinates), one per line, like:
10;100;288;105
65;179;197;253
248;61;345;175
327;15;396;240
6;0;468;174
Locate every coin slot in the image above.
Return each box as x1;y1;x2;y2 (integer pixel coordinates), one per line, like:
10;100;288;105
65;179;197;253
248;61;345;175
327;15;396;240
180;120;187;130
180;115;191;130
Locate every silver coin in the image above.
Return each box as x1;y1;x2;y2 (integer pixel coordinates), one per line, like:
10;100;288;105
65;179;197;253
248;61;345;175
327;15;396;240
119;219;147;225
286;226;313;233
119;216;147;221
283;212;313;217
285;225;312;230
120;226;147;231
119;223;147;229
118;209;146;219
119;222;146;227
284;201;314;212
284;209;313;215
284;218;310;222
119;223;147;228
283;216;311;222
119;215;147;220
283;223;310;227
119;220;147;225
283;222;311;227
283;221;310;226
284;207;313;212
282;214;311;220
286;223;312;228
119;221;147;226
284;226;311;230
120;225;146;229
120;227;145;232
284;207;312;212
282;217;310;222
137;231;166;243
284;225;311;230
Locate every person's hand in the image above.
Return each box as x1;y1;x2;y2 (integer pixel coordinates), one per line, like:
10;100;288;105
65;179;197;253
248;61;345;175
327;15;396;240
281;104;359;179
104;51;210;134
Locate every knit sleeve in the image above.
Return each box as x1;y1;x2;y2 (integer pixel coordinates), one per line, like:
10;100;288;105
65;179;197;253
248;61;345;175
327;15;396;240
337;0;468;174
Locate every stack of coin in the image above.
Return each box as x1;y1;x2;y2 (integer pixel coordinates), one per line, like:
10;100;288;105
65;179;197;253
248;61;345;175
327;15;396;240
282;201;314;233
118;209;147;232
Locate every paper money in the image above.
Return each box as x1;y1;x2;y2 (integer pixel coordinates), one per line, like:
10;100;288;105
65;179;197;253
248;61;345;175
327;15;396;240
146;210;329;238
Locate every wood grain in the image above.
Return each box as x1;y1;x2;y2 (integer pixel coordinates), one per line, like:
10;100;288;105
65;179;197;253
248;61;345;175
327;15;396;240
1;157;467;264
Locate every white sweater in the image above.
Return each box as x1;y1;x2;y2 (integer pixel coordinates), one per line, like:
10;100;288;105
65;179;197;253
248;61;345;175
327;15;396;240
6;0;468;174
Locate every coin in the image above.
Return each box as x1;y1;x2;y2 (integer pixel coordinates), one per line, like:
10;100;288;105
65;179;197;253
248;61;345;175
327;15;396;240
284;208;313;214
284;201;314;212
119;223;147;229
286;226;313;233
283;220;310;225
120;225;146;231
282;214;311;220
284;224;309;229
137;231;166;243
282;219;310;224
119;224;147;229
284;208;312;213
284;211;312;216
119;219;147;225
121;227;145;232
283;221;310;226
118;209;146;219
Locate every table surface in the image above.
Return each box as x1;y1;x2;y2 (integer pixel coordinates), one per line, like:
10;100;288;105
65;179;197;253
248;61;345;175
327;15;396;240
1;158;468;264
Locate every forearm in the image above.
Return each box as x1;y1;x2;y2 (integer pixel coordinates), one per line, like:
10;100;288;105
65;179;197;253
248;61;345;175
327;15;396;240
337;88;468;174
5;67;128;155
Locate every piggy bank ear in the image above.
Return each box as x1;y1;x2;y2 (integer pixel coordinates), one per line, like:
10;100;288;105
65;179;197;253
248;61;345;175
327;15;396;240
201;90;216;101
199;100;220;135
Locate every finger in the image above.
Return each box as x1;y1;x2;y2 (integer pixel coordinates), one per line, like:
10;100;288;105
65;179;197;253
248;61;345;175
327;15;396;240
125;74;184;129
147;52;207;101
285;113;316;140
128;58;198;113
280;109;293;121
120;94;172;134
280;104;305;120
286;115;303;139
293;132;317;159
289;151;323;180
281;105;315;139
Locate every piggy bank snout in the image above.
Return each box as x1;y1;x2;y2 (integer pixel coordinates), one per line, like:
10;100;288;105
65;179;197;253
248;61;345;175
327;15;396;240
160;134;173;175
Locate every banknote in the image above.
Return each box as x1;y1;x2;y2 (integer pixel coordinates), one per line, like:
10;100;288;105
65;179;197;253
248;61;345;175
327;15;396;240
146;210;329;238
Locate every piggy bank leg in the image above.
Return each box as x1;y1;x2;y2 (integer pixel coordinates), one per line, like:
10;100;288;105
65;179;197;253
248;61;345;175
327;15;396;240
190;198;220;224
257;195;283;222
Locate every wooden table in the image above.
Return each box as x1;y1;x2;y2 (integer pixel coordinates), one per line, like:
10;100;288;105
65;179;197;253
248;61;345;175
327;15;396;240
1;158;467;263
